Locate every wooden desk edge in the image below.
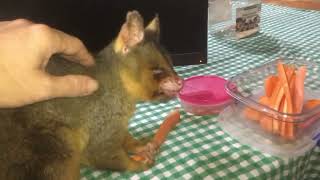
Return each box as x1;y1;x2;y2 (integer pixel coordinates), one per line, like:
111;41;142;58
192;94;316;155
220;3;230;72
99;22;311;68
262;0;320;11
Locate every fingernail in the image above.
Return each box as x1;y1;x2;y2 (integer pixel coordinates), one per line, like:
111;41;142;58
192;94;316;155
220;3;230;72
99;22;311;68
85;53;96;66
85;79;98;95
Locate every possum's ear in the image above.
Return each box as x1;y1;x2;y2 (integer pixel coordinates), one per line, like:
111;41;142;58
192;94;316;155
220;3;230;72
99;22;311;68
114;10;144;54
145;14;160;42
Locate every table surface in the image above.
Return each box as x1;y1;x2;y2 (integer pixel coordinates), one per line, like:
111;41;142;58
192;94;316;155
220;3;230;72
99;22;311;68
81;4;320;180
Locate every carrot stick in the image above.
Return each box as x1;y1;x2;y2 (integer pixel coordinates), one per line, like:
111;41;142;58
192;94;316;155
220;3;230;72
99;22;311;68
285;65;297;140
257;96;273;132
282;66;306;139
280;97;286;136
260;81;283;132
131;155;145;162
299;99;320;129
244;96;269;121
280;71;296;138
277;62;294;113
299;112;320;129
261;86;284;132
265;76;279;97
278;95;285;135
277;63;296;139
269;81;284;110
153;109;181;146
260;116;274;132
275;64;294;134
244;61;307;140
303;99;320;110
294;66;307;113
282;98;295;139
131;109;181;162
289;73;296;110
244;107;261;121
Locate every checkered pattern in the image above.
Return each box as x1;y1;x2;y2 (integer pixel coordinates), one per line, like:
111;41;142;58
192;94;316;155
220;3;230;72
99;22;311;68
81;4;320;179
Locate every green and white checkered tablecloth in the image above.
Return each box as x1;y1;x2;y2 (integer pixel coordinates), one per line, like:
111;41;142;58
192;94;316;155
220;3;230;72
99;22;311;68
81;4;320;180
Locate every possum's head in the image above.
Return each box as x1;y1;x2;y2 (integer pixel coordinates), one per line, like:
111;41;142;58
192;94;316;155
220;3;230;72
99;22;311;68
113;11;182;101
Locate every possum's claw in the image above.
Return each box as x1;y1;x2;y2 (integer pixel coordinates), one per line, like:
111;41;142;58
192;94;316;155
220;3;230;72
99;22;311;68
131;142;159;165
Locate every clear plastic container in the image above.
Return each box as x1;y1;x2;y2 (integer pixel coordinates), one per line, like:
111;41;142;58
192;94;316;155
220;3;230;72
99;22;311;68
178;75;234;115
219;58;320;157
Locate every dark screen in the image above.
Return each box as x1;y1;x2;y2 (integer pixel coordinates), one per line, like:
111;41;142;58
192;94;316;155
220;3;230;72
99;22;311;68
0;0;207;66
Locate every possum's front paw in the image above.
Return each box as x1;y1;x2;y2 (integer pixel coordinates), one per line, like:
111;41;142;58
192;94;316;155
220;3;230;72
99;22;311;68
127;158;153;172
131;142;159;165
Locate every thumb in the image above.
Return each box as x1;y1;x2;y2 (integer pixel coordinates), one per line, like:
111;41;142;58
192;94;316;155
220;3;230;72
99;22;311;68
47;74;99;98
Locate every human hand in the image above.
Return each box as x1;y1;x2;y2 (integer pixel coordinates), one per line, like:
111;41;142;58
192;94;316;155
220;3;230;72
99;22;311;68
0;19;98;108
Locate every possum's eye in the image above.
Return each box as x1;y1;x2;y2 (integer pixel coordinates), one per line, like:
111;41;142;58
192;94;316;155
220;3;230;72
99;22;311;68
152;68;166;80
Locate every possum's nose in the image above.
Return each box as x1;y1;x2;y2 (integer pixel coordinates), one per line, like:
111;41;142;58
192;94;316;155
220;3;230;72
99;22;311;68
176;77;183;89
160;76;183;97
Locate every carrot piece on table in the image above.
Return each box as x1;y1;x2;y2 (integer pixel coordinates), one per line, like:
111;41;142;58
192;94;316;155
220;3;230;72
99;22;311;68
265;76;279;97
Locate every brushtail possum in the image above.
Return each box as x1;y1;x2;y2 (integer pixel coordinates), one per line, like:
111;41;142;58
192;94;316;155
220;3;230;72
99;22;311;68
0;11;183;180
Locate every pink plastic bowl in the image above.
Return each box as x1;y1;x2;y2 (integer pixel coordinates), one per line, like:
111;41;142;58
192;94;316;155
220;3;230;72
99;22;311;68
178;75;234;115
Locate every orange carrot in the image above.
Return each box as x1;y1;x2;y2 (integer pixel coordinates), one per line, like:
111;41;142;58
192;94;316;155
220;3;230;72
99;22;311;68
131;109;181;162
294;66;307;113
265;76;279;97
277;62;294;114
245;61;308;140
282;66;306;139
281;98;295;139
244;107;261;121
258;62;295;137
153;109;181;146
260;96;270;105
258;96;274;132
269;82;284;110
277;95;285;135
261;85;284;132
277;63;296;139
303;99;320;110
275;64;294;134
131;155;145;162
299;99;320;129
289;73;296;110
244;96;269;121
260;116;274;132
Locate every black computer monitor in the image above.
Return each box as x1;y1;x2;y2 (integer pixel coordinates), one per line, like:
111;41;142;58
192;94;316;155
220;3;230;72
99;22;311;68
0;0;208;66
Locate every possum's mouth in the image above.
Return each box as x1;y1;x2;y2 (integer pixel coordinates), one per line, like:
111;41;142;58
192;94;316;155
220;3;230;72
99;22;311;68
159;76;183;98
